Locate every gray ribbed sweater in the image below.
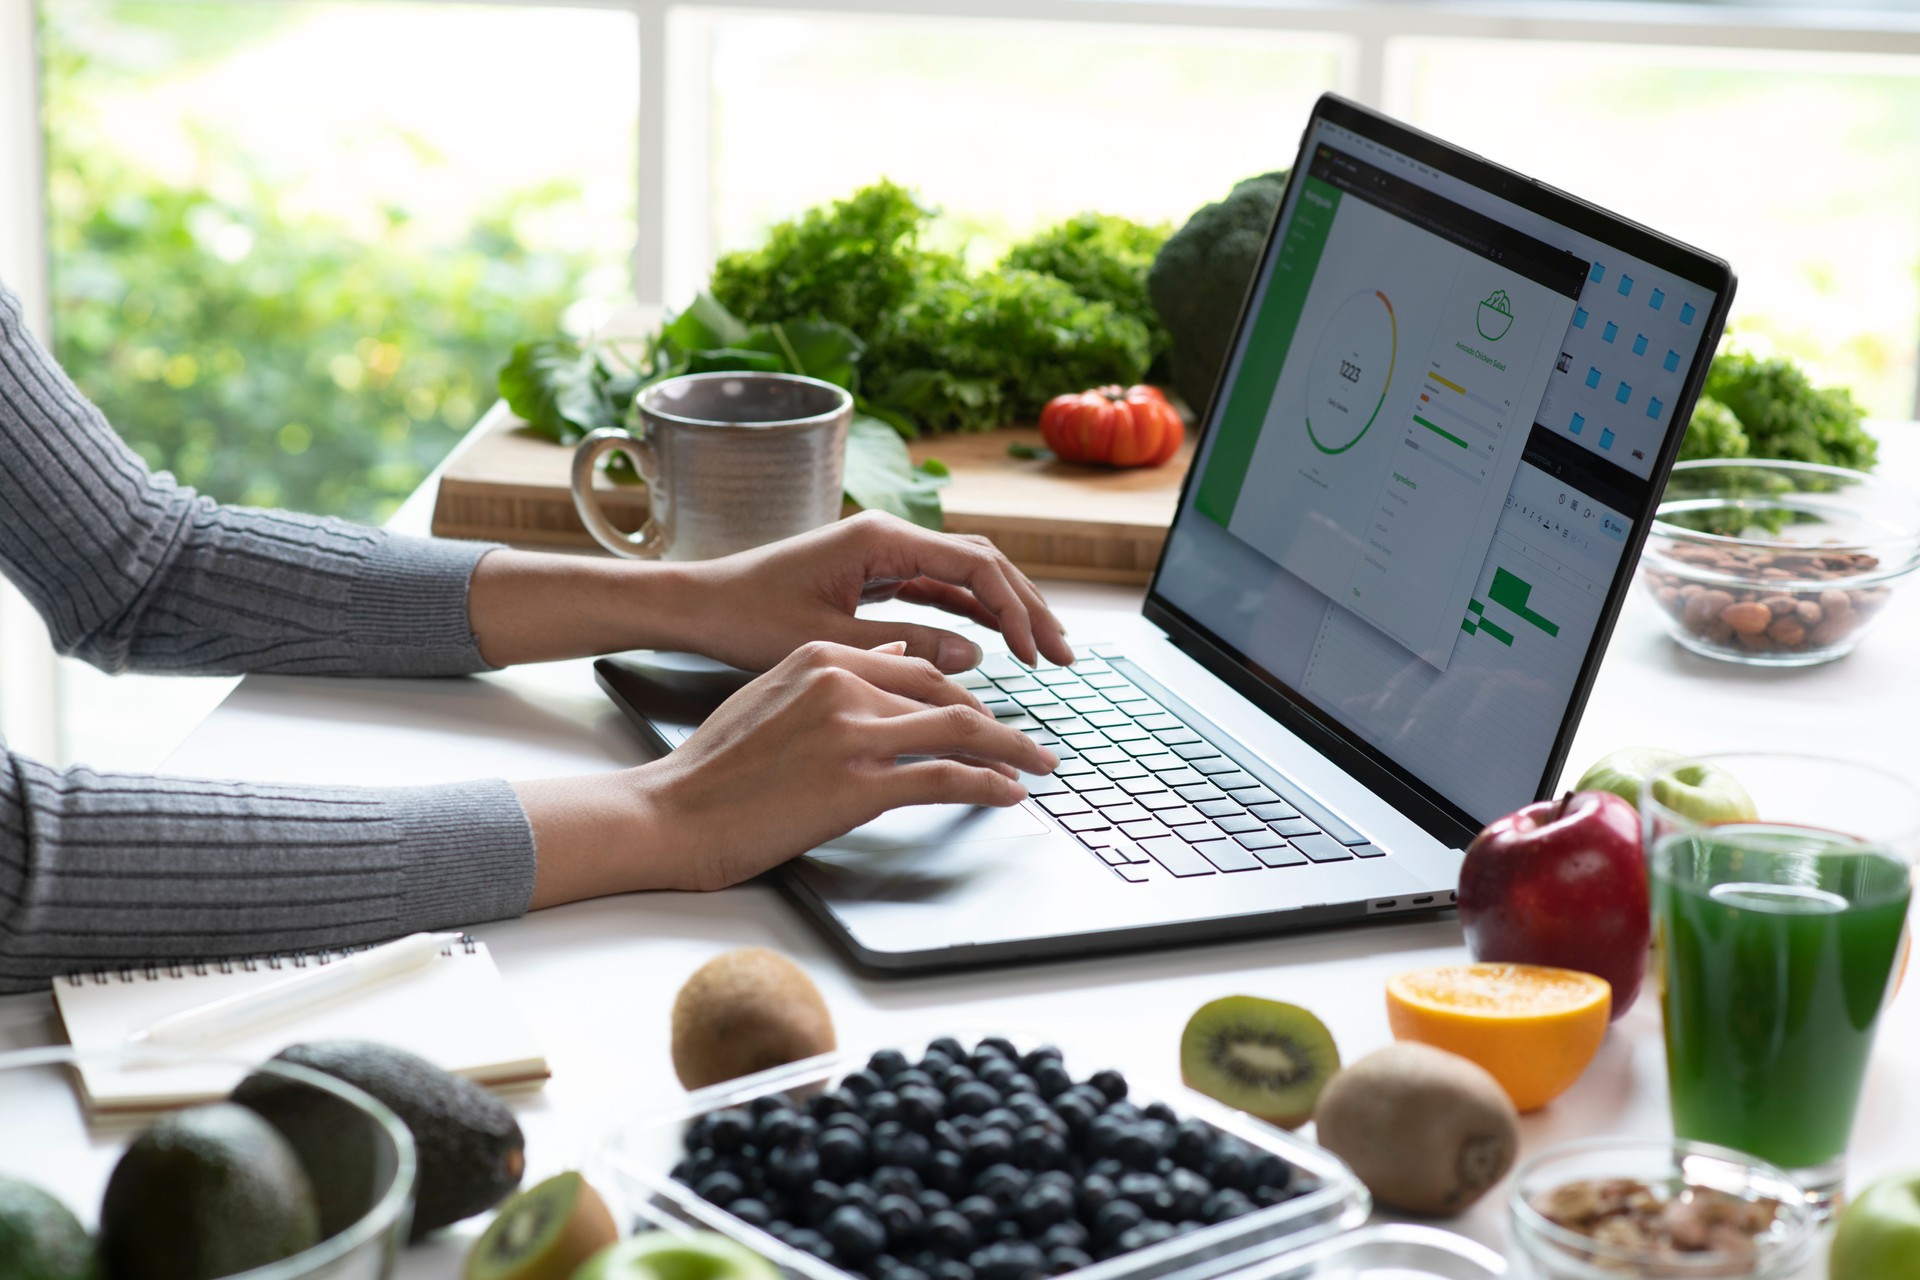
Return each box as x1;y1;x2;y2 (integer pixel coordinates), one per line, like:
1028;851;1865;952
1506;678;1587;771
0;281;537;994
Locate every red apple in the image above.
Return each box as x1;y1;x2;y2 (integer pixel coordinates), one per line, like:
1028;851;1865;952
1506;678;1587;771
1458;790;1649;1020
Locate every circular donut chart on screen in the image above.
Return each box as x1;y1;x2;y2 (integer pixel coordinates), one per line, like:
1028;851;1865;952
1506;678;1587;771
1305;289;1396;455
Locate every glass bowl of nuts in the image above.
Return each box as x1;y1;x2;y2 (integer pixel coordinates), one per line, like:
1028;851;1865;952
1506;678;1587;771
1642;459;1920;666
1508;1137;1817;1279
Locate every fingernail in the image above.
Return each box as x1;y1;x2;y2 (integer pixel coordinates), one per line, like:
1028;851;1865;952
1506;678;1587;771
873;640;909;654
1040;748;1060;770
937;636;982;671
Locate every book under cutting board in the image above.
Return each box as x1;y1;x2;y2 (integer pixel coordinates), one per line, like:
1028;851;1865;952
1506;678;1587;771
431;409;1194;584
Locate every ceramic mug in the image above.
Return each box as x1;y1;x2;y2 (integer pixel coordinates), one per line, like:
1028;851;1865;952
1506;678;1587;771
571;371;852;560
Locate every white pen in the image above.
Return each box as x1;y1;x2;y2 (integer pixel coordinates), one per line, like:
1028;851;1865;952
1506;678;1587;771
123;932;464;1051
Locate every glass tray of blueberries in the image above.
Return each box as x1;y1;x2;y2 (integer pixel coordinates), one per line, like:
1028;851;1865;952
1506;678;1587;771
598;1034;1367;1280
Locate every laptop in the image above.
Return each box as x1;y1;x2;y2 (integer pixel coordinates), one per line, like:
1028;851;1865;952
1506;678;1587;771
596;94;1735;972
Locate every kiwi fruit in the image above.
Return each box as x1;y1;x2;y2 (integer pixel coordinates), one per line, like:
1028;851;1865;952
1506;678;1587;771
1179;995;1340;1128
670;948;836;1091
464;1173;617;1280
1313;1042;1520;1217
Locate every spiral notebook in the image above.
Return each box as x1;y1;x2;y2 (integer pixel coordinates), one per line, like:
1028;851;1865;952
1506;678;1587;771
53;936;549;1117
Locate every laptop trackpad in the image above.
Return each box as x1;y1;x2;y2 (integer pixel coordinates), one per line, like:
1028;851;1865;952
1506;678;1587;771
821;801;1048;853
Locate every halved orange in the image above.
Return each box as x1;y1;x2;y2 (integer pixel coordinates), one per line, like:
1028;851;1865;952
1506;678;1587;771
1385;963;1611;1112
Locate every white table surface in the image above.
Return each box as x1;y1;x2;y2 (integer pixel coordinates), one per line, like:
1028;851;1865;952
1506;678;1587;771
6;413;1919;1276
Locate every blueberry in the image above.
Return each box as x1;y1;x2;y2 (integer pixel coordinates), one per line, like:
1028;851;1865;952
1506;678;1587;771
873;1164;925;1198
1002;1074;1039;1098
1171;1119;1213;1168
1117;1121;1170;1169
987;1241;1047;1280
979;1108;1022;1135
927;1149;969;1198
964;1127;1016;1172
708;1109;753;1151
977;1059;1019;1090
1102;1100;1141;1123
932;1120;967;1153
1031;1063;1073;1100
818;1126;869;1181
825;1205;889;1265
863;1089;904;1125
926;1208;977;1256
805;1180;849;1225
955;1194;999;1230
949;1115;982;1138
948;1081;1001;1118
1205;1138;1251;1190
768;1145;820;1193
844;1068;886;1098
1046;1248;1092;1276
1084;1116;1126;1160
1015;1125;1067;1171
730;1197;773;1228
1088;1070;1128;1103
891;1266;931;1280
974;1162;1031;1207
978;1036;1019;1060
1115;1172;1172;1219
1014;1180;1074;1233
1250;1154;1293;1197
844;1182;883;1214
875;1123;933;1172
1074;1173;1118;1217
788;1227;835;1261
932;1261;974;1280
1253;1182;1296;1207
929;1036;968;1062
916;1188;952;1216
766;1220;795;1241
825;1111;874;1138
1003;1093;1050;1124
1087;1158;1127;1183
894;1068;938;1091
870;1049;912;1080
811;1091;856;1120
878;1192;926;1246
1167;1168;1211;1220
1092;1198;1144;1243
695;1170;745;1204
941;1065;980;1092
1038;1220;1087;1250
1203;1188;1255;1224
898;1085;947;1132
1018;1046;1064;1075
1141;1101;1177;1125
991;1218;1025;1242
1052;1095;1099;1138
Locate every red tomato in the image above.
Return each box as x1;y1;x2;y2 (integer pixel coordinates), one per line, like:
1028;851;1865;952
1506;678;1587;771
1038;385;1185;468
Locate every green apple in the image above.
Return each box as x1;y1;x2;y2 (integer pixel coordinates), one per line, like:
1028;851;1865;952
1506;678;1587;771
1648;760;1759;824
1831;1173;1920;1280
573;1232;779;1280
1575;747;1689;810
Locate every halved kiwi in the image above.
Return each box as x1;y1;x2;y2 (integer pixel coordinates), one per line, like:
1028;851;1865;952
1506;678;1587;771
464;1173;616;1280
1179;996;1341;1128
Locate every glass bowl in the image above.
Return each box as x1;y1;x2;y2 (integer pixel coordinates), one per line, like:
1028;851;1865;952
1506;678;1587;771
595;1032;1367;1280
1640;459;1920;666
0;1044;416;1280
1507;1137;1817;1280
1166;1224;1505;1280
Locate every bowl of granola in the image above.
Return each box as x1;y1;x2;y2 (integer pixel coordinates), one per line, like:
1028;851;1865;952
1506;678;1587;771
1507;1137;1816;1278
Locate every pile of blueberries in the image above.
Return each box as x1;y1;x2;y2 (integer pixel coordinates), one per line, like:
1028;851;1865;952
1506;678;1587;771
669;1037;1309;1280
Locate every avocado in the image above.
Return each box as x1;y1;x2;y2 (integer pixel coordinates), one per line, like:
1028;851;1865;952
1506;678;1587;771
259;1041;525;1240
98;1102;319;1280
230;1064;385;1240
0;1178;96;1280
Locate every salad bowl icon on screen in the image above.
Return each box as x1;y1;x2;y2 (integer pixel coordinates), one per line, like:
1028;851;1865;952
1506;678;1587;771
1476;289;1514;341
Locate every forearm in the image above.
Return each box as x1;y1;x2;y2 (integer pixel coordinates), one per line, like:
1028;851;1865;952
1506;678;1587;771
0;751;536;994
468;549;710;667
514;767;687;908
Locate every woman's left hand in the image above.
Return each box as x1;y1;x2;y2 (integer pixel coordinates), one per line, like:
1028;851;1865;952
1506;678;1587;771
667;511;1075;673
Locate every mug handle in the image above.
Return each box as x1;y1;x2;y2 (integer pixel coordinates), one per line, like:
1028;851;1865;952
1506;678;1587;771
571;427;665;559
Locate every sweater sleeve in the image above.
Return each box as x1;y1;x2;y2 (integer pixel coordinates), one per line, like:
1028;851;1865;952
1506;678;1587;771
0;280;499;677
0;747;538;994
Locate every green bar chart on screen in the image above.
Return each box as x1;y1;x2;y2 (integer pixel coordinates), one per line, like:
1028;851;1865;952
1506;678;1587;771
1488;567;1560;636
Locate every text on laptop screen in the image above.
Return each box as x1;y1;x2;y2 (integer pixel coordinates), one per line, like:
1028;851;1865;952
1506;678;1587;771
1157;118;1721;827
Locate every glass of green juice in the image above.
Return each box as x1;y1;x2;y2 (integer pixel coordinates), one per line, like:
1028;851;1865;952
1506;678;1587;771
1643;752;1916;1216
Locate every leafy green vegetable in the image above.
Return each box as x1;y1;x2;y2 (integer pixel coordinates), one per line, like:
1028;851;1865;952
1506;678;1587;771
1693;350;1876;472
1147;170;1290;413
709;180;950;335
1676;395;1749;463
1004;213;1170;368
870;268;1154;434
496;294;946;525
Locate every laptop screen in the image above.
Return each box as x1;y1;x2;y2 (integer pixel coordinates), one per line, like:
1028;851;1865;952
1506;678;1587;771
1149;97;1731;835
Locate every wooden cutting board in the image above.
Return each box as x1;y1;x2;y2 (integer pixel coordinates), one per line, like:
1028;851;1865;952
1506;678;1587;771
430;410;1193;583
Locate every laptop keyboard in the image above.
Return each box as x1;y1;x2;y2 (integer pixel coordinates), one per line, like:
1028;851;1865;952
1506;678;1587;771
956;647;1383;882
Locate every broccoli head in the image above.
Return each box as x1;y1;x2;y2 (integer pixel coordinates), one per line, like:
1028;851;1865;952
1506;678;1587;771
1147;170;1290;413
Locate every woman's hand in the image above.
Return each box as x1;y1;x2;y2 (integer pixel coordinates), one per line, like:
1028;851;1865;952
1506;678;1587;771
515;641;1057;905
663;511;1076;673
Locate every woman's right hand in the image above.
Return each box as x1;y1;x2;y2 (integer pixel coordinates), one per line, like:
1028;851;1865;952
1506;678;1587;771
516;641;1057;906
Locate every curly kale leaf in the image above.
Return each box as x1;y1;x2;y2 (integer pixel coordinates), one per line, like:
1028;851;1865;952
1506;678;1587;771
1703;350;1876;472
708;180;952;333
1678;395;1749;463
1004;213;1170;364
870;267;1154;434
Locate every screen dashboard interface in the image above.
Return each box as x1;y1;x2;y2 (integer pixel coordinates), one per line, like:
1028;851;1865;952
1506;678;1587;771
1157;113;1722;828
